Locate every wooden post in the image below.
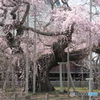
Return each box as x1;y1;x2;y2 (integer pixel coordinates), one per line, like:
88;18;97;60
66;44;76;93
81;67;84;87
12;64;14;91
58;62;66;93
45;93;49;100
13;94;17;100
59;63;63;93
67;46;70;96
82;95;84;100
58;62;76;93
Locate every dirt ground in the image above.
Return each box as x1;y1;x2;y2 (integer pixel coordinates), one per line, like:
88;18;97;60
0;89;80;100
28;91;100;100
0;88;100;100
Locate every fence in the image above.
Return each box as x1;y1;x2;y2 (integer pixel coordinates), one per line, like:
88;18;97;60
0;80;89;88
50;81;89;87
1;80;100;88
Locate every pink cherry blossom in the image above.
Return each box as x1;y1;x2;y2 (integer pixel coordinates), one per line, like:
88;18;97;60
93;0;100;6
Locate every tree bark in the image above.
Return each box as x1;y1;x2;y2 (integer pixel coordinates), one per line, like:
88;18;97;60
28;37;89;92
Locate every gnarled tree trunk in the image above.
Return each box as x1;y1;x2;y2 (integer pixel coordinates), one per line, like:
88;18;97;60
28;36;89;92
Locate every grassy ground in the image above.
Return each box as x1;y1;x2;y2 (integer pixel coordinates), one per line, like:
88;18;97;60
0;87;100;100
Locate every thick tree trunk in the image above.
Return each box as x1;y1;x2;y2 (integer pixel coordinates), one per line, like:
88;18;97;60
32;54;57;92
4;24;89;92
28;36;89;92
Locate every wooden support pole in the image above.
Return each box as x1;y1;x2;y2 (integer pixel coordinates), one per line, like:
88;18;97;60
33;5;37;94
25;15;29;97
45;93;49;100
89;0;93;100
58;62;76;92
59;63;63;93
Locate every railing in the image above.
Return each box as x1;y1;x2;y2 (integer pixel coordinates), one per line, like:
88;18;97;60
50;81;89;87
50;68;89;73
0;80;92;88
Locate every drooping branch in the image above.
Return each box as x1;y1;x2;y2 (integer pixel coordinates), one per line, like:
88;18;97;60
0;0;74;37
1;0;30;26
0;7;7;26
1;0;16;7
69;48;89;61
9;1;30;25
14;26;55;36
9;0;20;4
17;23;75;36
20;1;30;25
10;4;20;20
